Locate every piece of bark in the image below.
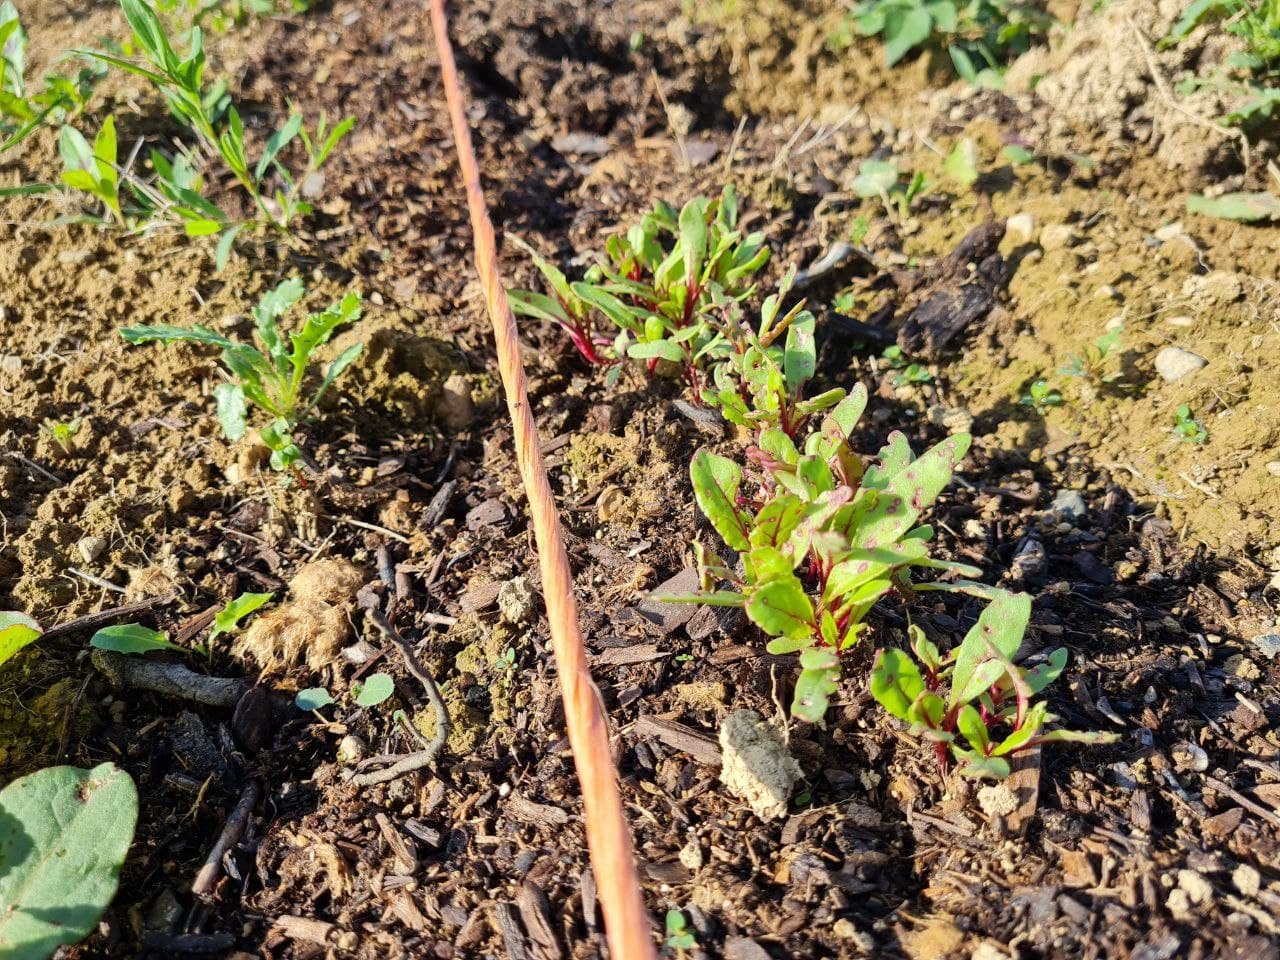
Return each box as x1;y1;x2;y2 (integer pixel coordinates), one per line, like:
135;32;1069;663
631;716;721;766
635;569;701;633
517;882;563;960
506;793;570;829
1005;744;1042;835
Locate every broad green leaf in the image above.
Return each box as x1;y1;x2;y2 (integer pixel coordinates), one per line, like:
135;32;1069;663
92;114;117;177
690;450;750;551
1186;191;1280;223
792;647;840;723
210;591;272;640
183;218;221;237
0;611;41;667
906;690;945;731
955;753;1010;779
58;124;93;174
870;648;924;720
993;701;1048;756
294;687;334;711
855;433;970;549
507;289;575;327
950;590;1031;708
851;159;899;197
573;282;642;332
749;495;807;550
213;382;247;440
214;223;246;273
0;763;137;960
89;623;181;655
353;672;394;707
1024;647;1068;695
677;195;709;285
746;575;815;640
822;384;868;441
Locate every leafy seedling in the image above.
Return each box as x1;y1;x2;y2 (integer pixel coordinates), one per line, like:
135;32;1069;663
509;185;769;389
209;590;272;640
1060;326;1123;383
39;416;81;454
121;278;363;470
851;157;933;221
90;622;182;654
664;910;697;952
943;137;979;190
1186;190;1280;223
870;593;1118;778
0;763;138;960
0;611;42;667
1019;379;1062;413
882;345;932;386
352;672;394;708
1173;403;1208;443
659;383;981;723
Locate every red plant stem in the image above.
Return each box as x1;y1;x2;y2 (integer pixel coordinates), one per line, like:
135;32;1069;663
427;5;656;958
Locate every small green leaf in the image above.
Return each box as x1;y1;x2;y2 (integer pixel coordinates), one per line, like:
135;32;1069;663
254;112;302;182
295;687;334;711
210;591;272;640
883;6;933;66
626;339;685;363
0;611;42;667
352;672;394;707
89;623;181;655
870;648;924;720
943;137;979;189
956;703;990;753
1186;191;1280;223
792;647;840;723
214;382;247;441
950;590;1032;708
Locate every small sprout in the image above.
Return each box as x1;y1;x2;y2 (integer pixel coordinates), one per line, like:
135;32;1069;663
89;622;182;655
943;137;979;190
664;909;696;952
1020;379;1063;413
1173;404;1208;443
1060;326;1123;383
848;214;871;246
1003;144;1036;165
352;672;394;708
40;416;82;454
494;646;517;671
121;279;363;471
210;590;272;640
628;30;644;50
294;686;334;712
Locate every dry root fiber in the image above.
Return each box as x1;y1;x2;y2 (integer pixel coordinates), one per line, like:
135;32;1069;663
234;558;364;672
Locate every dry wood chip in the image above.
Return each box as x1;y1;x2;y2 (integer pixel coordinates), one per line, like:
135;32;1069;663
635;568;700;633
631;716;722;766
459;581;502;612
387;891;430;932
494;901;532;960
517;882;563;960
724;937;773;960
273;915;335;945
506;793;571;829
375;813;418;875
590;643;667;667
1004;744;1042;835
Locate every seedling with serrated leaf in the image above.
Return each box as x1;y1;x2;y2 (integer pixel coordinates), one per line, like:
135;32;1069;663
870;591;1118;778
658;383;980;723
698;267;848;437
120;278;363;471
508;185;769;389
0;1;103;154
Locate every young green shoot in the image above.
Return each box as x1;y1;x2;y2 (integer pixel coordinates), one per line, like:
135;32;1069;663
1060;326;1123;383
40;416;82;455
1019;378;1063;413
120;278;364;471
1173;403;1208;443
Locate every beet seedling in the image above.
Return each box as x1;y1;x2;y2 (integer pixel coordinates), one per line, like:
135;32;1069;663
508;185;769;387
1173;403;1208;444
870;591;1118;778
40;416;82;455
1019;378;1062;413
120;278;363;470
661;383;981;722
1060;326;1123;383
699;267;848;437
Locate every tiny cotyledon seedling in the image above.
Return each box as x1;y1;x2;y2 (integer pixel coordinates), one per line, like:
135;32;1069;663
120;277;363;470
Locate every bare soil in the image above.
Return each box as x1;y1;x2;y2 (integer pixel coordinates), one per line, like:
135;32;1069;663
1;1;1278;959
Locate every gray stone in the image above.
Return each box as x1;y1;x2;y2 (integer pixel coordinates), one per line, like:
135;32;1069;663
1006;213;1036;244
1040;223;1080;251
1155;346;1208;382
1049;490;1088;521
1250;633;1280;660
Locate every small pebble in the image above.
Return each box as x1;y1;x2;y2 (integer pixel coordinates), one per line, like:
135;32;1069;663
1040;223;1079;251
77;535;107;564
497;576;538;626
1233;864;1261;898
1171;741;1208;773
1265;461;1280;478
1250;633;1280;660
337;735;367;765
1006;213;1035;243
1154;346;1207;382
1049;490;1088;521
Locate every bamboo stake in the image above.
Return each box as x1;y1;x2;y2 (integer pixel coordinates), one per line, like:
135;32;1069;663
425;3;656;958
